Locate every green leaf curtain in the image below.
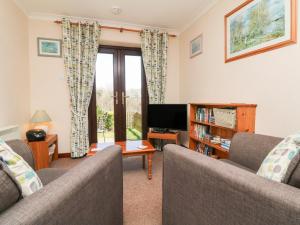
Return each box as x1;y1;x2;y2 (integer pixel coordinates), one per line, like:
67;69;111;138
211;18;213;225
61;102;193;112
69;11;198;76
62;18;100;158
141;29;168;104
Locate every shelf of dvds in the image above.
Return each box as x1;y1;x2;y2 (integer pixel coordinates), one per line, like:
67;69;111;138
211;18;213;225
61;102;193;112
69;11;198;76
189;103;257;159
190;134;228;153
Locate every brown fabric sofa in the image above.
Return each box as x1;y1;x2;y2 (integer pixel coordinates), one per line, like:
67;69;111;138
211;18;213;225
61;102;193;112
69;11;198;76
0;140;123;225
163;133;300;225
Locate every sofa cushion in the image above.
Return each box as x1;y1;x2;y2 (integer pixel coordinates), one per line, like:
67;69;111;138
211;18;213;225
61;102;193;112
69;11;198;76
230;133;283;171
257;133;300;183
0;139;43;197
0;162;21;213
220;159;255;173
37;168;67;185
288;163;300;188
6;140;35;169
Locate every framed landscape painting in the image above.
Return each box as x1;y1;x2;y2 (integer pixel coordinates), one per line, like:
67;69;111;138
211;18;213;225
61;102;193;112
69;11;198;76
190;34;203;58
37;38;62;57
225;0;297;63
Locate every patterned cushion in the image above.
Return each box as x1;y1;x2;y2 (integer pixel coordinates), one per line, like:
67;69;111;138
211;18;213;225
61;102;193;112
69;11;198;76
0;139;43;197
0;162;21;212
257;133;300;183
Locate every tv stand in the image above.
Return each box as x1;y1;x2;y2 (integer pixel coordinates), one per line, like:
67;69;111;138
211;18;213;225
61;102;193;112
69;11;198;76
151;128;168;133
147;131;180;147
151;128;178;134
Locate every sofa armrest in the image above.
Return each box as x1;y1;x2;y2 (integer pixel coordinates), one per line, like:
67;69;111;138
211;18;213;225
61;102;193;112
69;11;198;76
0;145;123;225
6;140;35;169
163;144;300;225
229;133;283;171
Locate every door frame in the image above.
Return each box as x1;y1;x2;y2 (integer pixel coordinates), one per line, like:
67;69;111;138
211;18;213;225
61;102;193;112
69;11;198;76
88;45;148;143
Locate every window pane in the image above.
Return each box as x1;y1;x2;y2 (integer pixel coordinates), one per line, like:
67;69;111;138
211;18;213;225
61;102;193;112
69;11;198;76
125;55;142;140
96;53;115;143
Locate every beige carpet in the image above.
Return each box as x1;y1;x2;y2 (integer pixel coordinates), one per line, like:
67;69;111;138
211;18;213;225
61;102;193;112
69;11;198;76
51;151;163;225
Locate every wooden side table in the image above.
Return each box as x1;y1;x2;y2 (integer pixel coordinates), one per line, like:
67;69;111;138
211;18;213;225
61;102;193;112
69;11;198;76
147;131;180;146
89;140;155;180
27;134;58;170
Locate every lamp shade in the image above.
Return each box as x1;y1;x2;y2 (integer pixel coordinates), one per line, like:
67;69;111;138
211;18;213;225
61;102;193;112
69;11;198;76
30;110;52;123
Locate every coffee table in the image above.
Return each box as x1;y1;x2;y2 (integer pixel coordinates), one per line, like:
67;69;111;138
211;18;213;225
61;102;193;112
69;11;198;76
89;140;156;180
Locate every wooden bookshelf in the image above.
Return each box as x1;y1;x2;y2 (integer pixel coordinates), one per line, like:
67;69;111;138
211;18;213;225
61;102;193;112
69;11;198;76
190;119;237;131
189;103;257;159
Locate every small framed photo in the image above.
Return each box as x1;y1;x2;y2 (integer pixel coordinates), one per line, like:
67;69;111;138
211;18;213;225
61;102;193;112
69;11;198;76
37;38;62;57
190;34;203;58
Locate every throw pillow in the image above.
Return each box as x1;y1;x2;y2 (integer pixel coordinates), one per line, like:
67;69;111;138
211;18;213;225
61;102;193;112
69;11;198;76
257;133;300;183
0;138;43;197
0;162;21;212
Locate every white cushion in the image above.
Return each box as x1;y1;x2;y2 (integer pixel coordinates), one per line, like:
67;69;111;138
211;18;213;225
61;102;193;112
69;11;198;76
257;133;300;183
0;139;43;197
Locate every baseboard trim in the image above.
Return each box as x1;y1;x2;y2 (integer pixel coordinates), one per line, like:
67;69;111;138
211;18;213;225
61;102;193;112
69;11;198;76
58;153;71;158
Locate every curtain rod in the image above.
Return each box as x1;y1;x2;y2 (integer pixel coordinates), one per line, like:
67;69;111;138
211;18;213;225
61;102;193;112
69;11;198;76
54;20;177;37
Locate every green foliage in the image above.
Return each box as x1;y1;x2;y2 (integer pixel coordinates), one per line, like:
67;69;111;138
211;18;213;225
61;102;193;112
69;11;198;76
127;128;142;140
96;106;113;131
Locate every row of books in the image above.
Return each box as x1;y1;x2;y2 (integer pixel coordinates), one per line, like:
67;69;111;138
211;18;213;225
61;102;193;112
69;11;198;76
195;108;215;123
221;139;231;150
193;125;231;151
208;135;231;151
193;124;210;139
195;143;214;156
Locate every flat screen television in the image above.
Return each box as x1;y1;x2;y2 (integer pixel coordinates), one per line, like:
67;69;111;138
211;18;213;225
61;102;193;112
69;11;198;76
147;104;187;131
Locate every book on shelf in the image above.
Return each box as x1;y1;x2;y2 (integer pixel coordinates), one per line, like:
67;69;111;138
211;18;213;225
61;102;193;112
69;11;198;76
193;124;210;139
195;143;204;154
220;139;231;151
195;143;213;156
195;107;215;123
216;138;230;151
204;146;213;156
192;126;232;152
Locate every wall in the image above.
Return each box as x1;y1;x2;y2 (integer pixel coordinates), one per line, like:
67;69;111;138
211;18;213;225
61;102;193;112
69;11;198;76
29;19;180;153
179;0;300;138
0;0;30;134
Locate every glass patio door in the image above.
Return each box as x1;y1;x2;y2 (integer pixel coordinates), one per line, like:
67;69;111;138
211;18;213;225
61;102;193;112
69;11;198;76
89;46;147;143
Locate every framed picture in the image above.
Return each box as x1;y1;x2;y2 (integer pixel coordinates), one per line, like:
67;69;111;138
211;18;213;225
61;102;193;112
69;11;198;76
225;0;297;63
37;38;62;57
190;34;203;58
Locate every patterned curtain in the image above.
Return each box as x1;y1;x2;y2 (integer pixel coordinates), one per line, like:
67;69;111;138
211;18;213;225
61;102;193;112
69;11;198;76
62;19;100;158
141;29;168;104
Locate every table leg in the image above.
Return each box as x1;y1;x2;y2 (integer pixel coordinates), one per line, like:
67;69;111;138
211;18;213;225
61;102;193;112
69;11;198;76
147;153;153;180
142;155;146;169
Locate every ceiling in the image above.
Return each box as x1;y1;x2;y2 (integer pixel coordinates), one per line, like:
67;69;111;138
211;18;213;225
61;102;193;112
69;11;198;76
14;0;218;31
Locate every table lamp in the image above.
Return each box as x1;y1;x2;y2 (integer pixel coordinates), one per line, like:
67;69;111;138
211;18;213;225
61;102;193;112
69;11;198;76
30;110;52;134
26;110;52;142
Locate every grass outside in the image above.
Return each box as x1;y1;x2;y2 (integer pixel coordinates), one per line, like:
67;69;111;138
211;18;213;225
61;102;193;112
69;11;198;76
97;128;142;143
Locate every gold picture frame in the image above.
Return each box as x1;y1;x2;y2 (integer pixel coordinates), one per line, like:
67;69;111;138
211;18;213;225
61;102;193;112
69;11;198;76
225;0;297;63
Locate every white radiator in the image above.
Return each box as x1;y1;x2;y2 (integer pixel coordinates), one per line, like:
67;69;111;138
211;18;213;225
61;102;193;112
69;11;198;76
0;125;20;141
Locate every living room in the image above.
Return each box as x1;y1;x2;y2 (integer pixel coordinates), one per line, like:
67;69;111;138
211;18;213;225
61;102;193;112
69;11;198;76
0;0;300;224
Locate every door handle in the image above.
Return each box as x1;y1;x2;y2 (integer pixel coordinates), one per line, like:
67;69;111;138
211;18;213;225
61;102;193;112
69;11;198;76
122;91;130;105
111;91;118;105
